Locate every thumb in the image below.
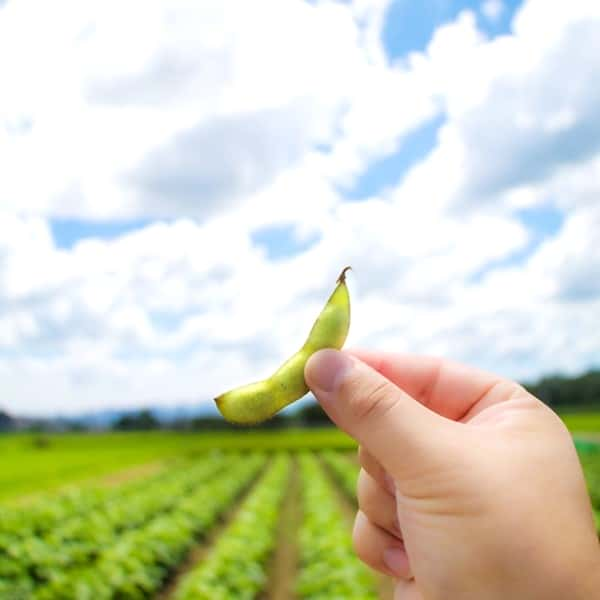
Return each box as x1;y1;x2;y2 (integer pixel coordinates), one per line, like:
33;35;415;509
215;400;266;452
305;349;455;479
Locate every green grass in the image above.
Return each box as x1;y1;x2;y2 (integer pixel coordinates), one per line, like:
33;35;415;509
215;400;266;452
0;429;355;502
559;411;600;434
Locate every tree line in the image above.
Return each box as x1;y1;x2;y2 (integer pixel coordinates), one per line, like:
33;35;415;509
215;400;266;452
523;369;600;410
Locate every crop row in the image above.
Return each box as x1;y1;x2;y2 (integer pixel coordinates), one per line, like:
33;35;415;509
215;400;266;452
1;487;110;540
321;450;359;503
297;453;378;599
175;453;291;599
0;454;218;541
1;446;596;600
0;453;228;560
0;453;233;587
1;453;267;600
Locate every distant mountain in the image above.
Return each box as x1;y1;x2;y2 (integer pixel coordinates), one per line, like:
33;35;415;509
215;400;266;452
0;401;220;431
60;402;218;428
1;394;319;431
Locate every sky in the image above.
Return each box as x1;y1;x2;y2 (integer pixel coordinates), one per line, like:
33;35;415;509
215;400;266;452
1;0;599;417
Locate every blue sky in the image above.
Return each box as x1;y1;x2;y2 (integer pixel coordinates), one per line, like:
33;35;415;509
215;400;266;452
2;0;600;415
469;205;564;282
51;218;154;250
343;115;446;200
383;0;521;58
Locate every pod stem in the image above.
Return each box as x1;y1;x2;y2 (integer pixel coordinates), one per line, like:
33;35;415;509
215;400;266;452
337;266;352;284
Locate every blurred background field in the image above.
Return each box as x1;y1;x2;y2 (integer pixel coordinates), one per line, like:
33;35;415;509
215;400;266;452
2;410;599;502
0;428;355;502
1;421;598;600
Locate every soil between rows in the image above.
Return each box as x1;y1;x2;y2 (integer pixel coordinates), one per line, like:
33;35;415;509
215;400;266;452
155;454;394;599
155;463;268;599
320;456;395;600
262;458;300;600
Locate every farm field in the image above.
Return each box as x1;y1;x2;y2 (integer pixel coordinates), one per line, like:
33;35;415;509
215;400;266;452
1;422;598;599
0;448;379;599
1;409;599;502
561;411;600;443
0;429;355;502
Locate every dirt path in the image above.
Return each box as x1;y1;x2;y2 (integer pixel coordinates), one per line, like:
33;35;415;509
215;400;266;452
101;461;165;486
320;456;394;600
262;458;300;600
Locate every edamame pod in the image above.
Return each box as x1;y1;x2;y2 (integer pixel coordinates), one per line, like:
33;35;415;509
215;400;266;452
215;267;351;424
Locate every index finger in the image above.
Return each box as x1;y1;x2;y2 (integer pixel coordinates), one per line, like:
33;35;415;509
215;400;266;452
346;349;516;422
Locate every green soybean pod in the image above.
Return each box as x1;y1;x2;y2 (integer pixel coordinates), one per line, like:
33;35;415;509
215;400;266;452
215;267;351;424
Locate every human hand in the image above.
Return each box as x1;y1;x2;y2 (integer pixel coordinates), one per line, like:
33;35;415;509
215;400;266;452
305;349;600;600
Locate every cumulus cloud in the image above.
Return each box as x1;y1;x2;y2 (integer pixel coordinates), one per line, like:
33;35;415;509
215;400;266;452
0;0;600;415
1;0;421;220
395;1;600;212
0;197;551;414
128;102;316;217
532;205;600;302
456;18;600;204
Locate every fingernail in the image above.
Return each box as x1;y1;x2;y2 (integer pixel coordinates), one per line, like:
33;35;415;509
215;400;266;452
305;349;354;393
383;547;405;575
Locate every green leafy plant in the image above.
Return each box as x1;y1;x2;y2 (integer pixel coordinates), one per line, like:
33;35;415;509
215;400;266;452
321;451;359;503
175;454;290;600
0;453;266;599
297;453;378;599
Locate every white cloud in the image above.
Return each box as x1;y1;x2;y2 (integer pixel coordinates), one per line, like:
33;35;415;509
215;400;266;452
1;0;600;415
127;102;317;217
382;1;600;216
1;0;421;220
0;195;559;415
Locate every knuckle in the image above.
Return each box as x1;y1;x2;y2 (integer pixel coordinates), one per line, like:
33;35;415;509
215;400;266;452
349;378;396;421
